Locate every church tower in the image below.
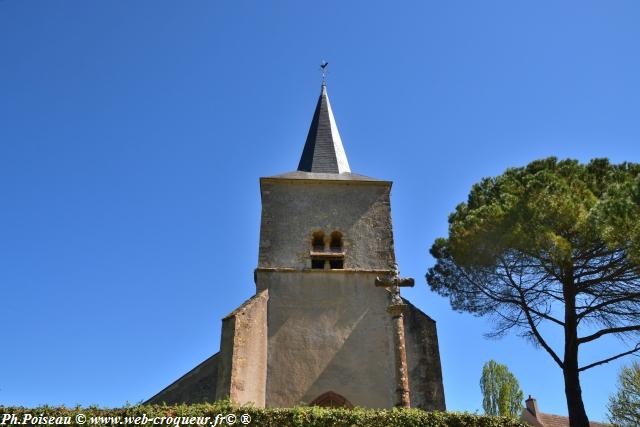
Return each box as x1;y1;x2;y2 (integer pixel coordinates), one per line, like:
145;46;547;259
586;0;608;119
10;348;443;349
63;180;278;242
147;82;446;410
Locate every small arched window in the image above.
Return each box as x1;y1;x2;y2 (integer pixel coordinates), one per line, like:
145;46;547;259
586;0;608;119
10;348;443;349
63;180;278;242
310;230;345;270
312;231;325;252
330;231;343;252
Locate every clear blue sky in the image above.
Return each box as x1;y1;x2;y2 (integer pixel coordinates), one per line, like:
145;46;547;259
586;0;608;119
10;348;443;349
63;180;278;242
2;1;640;422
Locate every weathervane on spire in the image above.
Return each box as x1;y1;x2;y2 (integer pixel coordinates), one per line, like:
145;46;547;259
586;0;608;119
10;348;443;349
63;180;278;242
320;60;329;85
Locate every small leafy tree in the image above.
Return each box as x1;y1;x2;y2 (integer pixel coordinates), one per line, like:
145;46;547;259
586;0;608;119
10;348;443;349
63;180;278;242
480;360;524;417
427;158;640;427
608;362;640;426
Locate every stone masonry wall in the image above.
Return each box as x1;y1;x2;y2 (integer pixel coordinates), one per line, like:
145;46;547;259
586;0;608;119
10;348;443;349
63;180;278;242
259;270;396;408
215;290;269;406
258;178;395;271
403;301;446;411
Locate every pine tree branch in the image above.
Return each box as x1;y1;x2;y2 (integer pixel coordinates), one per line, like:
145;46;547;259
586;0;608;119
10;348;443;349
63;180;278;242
578;325;640;344
579;345;640;372
577;293;640;320
518;289;564;369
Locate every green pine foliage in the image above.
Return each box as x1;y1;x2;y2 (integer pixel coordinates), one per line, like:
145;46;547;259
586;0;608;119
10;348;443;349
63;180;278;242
0;402;529;427
608;362;640;426
480;360;524;417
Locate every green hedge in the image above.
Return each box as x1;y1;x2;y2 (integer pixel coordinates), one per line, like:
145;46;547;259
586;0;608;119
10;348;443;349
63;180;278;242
0;402;529;427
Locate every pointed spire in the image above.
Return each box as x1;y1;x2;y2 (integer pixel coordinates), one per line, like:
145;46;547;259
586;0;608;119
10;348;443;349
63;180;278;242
297;83;351;174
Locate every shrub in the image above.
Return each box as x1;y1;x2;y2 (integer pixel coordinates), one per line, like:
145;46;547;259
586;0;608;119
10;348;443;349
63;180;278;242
0;402;528;427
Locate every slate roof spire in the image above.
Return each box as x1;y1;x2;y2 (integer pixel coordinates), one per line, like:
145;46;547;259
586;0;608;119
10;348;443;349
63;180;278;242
297;82;351;174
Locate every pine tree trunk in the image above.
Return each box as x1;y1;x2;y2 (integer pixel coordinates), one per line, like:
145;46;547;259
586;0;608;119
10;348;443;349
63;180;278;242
563;359;590;427
564;278;590;427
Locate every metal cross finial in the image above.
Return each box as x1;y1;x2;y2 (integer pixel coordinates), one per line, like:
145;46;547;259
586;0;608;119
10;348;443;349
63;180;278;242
320;60;329;85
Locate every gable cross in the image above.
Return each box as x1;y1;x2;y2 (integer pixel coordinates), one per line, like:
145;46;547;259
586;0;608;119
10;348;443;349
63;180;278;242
375;267;415;310
375;265;414;408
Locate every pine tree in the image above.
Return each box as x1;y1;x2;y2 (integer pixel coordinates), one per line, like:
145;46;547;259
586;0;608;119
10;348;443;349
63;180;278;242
428;158;640;426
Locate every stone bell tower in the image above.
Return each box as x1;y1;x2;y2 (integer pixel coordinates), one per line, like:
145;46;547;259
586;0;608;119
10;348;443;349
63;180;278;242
147;81;446;410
